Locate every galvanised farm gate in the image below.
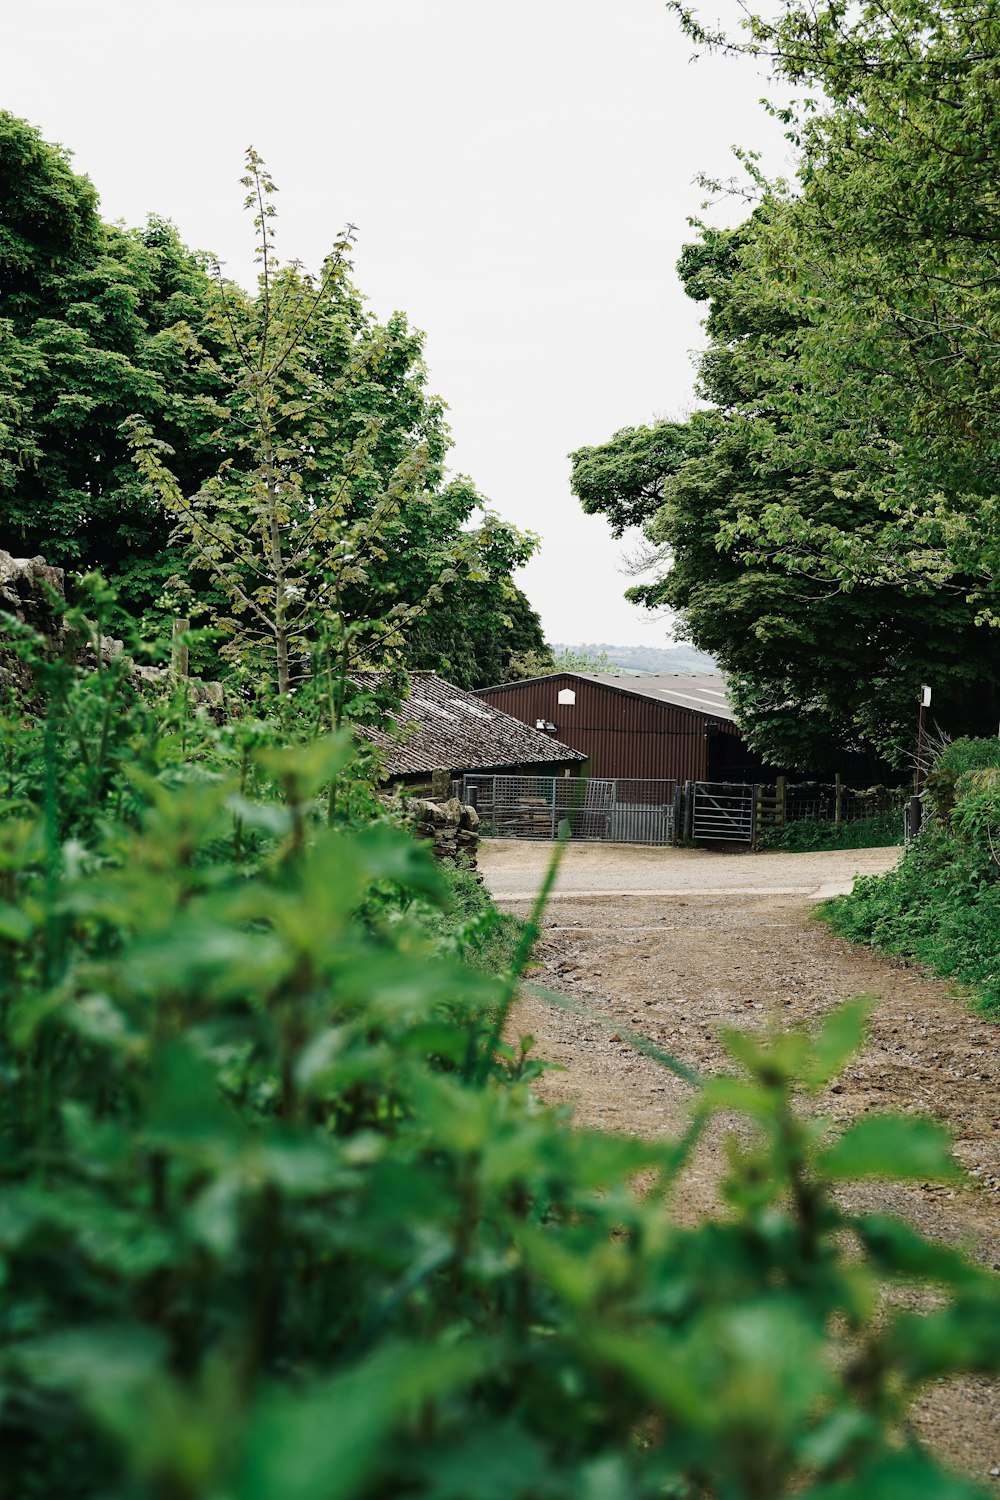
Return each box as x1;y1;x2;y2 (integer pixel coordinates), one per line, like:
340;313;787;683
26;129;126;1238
460;774;906;848
459;774;678;846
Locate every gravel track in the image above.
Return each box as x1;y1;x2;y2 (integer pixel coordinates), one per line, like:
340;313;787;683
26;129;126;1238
479;841;1000;1481
480;838;901;900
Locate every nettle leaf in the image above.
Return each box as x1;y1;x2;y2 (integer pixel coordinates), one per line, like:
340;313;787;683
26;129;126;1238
853;1215;983;1287
255;732;353;797
818;1116;960;1183
0;900;34;942
412;1420;554;1500
802;996;873;1090
805;1447;989;1500
13;1324;168;1432
143;1038;245;1149
237;1341;495;1500
699;1073;776;1120
887;1295;1000;1383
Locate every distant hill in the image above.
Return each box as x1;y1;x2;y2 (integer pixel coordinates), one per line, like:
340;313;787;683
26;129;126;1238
554;642;718;675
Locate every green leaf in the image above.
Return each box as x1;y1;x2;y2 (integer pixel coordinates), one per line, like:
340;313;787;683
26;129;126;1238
803;996;873;1089
805;1446;990;1500
238;1341;493;1500
0;901;34;942
818;1115;960;1183
853;1214;982;1287
888;1295;1000;1383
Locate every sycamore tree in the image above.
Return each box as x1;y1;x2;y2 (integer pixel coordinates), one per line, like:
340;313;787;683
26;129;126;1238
664;1;1000;603
572;2;1000;771
405;566;547;690
128;149;538;698
0;117;540;689
0;112;225;625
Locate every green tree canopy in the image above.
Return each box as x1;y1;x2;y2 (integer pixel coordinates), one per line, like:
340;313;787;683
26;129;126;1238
571;2;1000;771
0;112;226;625
0;117;542;688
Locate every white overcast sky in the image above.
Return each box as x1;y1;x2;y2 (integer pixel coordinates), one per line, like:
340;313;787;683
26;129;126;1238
4;0;791;648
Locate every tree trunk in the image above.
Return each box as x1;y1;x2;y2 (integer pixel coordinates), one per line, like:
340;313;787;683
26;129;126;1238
265;442;290;696
276;623;290;697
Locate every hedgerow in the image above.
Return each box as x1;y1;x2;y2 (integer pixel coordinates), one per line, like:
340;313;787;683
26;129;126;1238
758;810;903;852
823;739;1000;1018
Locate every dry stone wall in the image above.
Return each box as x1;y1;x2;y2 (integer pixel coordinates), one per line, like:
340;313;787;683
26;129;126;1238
0;552;67;692
402;795;481;869
0;549;225;714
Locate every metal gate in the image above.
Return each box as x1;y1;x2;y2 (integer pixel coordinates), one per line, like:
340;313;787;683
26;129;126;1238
460;775;676;846
690;781;756;843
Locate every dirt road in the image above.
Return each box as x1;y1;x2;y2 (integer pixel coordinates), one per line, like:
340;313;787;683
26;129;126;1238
479;841;1000;1480
481;838;901;900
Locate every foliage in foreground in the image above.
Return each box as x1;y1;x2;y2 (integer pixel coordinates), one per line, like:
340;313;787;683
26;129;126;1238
759;810;904;853
1;713;998;1497
824;739;1000;1017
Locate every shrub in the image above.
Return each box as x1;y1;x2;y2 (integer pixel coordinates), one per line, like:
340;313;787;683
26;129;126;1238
824;738;1000;1017
3;599;997;1498
1;730;999;1498
759;810;904;852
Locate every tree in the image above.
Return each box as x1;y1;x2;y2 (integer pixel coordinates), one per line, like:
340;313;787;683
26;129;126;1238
0;116;541;691
570;208;1000;771
504;643;618;680
570;2;1000;769
129;149;540;699
0;112;226;628
661;2;1000;595
405;562;548;690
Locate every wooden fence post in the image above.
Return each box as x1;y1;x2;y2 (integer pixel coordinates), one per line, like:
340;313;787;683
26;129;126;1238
672;785;683;846
171;616;190;679
776;775;787;831
834;773;843;825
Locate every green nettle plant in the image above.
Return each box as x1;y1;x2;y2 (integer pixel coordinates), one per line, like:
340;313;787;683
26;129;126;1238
1;642;999;1498
126;149;528;700
826;737;1000;1017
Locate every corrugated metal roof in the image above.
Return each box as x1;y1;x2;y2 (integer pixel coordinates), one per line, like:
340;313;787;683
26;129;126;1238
352;672;586;776
572;672;736;722
479;671;737;724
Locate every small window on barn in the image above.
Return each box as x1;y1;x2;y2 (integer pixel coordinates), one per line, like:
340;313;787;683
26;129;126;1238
557;688;576;706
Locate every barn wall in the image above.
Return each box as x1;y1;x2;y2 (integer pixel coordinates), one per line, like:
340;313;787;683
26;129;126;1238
478;676;743;782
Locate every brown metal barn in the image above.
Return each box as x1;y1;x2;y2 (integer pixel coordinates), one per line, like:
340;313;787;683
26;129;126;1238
475;672;770;783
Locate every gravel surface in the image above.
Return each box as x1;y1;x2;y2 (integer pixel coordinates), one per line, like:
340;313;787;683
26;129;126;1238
484;843;1000;1481
479;838;902;900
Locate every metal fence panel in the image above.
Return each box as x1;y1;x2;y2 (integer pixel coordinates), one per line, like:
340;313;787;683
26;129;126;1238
461;775;677;846
459;776;906;848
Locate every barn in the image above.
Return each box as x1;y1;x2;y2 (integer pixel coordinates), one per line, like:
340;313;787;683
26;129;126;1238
475;671;773;784
352;671;585;789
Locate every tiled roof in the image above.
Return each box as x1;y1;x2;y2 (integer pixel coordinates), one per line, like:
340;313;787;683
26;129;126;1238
352;672;586;776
